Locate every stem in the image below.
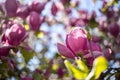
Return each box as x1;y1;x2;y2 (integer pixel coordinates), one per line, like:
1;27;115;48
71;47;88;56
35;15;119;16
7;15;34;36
88;40;95;59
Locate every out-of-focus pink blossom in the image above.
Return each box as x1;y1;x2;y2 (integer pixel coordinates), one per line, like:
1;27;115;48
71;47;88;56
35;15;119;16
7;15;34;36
69;18;87;27
29;1;46;14
2;23;27;46
26;11;43;31
1;20;13;32
21;77;34;80
108;23;120;37
57;67;64;78
5;0;20;17
92;35;102;43
103;48;112;60
51;2;58;16
60;0;70;5
0;44;10;57
16;5;29;19
65;7;72;14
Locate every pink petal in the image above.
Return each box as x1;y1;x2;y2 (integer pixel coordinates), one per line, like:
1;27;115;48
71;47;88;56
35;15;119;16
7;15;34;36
66;27;87;54
57;43;75;58
83;51;104;58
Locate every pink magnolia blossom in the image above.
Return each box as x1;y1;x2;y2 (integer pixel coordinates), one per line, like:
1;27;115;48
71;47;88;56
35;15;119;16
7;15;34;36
57;27;88;58
51;2;58;16
26;11;44;31
29;1;46;14
2;23;27;46
57;27;110;65
16;5;29;19
108;23;120;37
0;44;10;57
5;0;20;17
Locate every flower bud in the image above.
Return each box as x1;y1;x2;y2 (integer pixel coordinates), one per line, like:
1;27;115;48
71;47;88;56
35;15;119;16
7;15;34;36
57;27;88;58
16;5;29;19
0;45;10;57
26;11;42;31
51;2;58;16
1;20;13;32
108;23;120;37
57;67;64;78
92;35;102;43
5;0;20;17
66;27;88;53
2;23;26;46
29;1;46;14
60;0;70;5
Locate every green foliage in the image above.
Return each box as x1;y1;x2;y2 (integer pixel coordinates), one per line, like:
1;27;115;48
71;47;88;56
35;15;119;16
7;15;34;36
86;56;108;80
64;59;88;79
75;58;89;73
21;48;35;63
64;56;108;80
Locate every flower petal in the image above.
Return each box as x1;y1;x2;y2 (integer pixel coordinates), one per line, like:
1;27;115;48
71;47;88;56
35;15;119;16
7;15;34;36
57;43;75;58
66;27;87;54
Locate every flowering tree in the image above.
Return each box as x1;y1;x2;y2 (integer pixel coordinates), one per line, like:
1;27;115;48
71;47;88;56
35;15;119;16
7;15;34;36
0;0;120;80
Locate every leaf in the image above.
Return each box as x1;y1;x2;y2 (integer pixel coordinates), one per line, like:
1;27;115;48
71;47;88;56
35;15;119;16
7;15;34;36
88;19;98;28
86;56;108;80
64;60;88;79
21;48;35;63
75;58;89;73
33;73;43;80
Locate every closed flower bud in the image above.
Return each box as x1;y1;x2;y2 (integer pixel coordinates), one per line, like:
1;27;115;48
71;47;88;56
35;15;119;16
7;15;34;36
16;5;29;19
51;2;58;16
29;1;46;14
5;0;20;17
60;0;70;5
26;11;42;31
108;23;120;37
0;45;10;57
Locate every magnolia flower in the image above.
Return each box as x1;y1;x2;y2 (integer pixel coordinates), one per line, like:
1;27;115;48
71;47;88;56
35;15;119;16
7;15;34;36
57;27;110;65
108;23;120;37
16;5;29;19
29;1;46;14
5;0;20;17
57;27;88;58
51;2;58;16
26;11;43;31
0;44;10;57
2;23;27;46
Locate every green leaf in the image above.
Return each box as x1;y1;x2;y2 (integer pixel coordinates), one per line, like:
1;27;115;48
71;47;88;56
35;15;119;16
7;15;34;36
21;48;35;63
87;31;92;41
88;19;98;28
64;60;88;79
75;58;89;73
33;73;43;80
86;56;108;80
